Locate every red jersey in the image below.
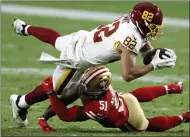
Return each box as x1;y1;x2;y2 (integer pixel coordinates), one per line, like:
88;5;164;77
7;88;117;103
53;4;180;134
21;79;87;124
83;86;129;128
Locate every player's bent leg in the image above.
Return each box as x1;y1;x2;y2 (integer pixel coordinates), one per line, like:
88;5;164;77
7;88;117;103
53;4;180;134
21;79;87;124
10;76;52;127
147;116;182;132
130;86;166;102
55;34;74;52
146;111;189;132
27;26;61;47
130;81;183;102
55;30;89;52
146;111;190;132
120;93;149;132
13;19;61;47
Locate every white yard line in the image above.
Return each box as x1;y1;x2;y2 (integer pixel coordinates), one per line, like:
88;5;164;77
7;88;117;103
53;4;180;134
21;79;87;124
2;104;185;111
6;125;98;129
1;68;188;83
1;68;54;75
2;105;47;109
1;58;38;62
112;74;189;83
1;4;189;28
1;87;19;91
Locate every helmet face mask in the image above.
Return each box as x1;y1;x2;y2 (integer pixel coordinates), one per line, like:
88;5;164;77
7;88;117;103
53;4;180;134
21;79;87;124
79;66;112;99
146;21;164;40
79;85;107;100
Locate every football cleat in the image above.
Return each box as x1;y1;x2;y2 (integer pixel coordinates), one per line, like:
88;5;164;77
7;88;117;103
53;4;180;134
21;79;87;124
182;110;190;122
12;19;30;36
38;117;56;132
10;94;28;127
167;81;183;94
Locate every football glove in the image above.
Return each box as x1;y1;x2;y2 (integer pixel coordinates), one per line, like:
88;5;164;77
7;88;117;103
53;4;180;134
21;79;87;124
143;48;172;65
164;48;177;62
38;118;56;132
150;49;175;70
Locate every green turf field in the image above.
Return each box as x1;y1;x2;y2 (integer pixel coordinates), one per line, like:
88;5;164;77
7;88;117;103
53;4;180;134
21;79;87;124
1;1;189;136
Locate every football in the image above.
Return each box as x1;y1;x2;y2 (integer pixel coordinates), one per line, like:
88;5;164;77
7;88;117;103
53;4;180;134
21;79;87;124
143;48;171;65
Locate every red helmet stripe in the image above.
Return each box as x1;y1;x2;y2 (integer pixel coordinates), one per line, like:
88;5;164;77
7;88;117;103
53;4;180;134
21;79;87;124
86;66;106;78
84;67;109;84
83;66;106;82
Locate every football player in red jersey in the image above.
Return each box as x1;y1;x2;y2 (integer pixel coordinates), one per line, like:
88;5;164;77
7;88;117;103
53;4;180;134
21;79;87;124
10;2;177;127
38;66;189;132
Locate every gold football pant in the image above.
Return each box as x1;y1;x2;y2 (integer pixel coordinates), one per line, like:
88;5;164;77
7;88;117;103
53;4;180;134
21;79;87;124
121;93;149;131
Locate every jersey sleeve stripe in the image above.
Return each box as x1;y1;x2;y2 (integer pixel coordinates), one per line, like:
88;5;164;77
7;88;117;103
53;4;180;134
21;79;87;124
89;111;97;117
86;112;96;120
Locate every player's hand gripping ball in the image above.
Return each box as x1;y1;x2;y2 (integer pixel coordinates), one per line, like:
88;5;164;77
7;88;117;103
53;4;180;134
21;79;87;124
143;48;172;65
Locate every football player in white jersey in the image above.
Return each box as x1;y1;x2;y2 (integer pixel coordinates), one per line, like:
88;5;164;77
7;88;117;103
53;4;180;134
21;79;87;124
10;2;176;127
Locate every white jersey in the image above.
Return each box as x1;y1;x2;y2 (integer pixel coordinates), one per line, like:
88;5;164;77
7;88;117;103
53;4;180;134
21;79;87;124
41;14;148;69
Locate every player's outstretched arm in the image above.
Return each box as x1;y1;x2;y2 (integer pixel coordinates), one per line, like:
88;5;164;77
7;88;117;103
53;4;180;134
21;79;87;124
40;105;56;121
129;81;183;102
42;77;89;122
39;84;80;121
119;44;153;82
118;44;175;82
47;92;89;122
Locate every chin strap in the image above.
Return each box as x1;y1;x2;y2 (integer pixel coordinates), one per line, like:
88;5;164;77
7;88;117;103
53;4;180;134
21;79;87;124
135;21;146;39
144;20;149;27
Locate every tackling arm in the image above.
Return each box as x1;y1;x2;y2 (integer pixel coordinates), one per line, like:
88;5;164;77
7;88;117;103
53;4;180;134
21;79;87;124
47;92;89;122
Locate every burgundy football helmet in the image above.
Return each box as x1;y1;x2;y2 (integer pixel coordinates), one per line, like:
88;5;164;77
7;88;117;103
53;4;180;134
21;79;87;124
131;2;164;40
